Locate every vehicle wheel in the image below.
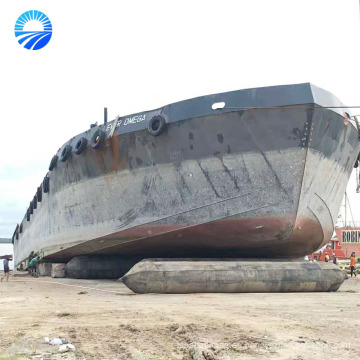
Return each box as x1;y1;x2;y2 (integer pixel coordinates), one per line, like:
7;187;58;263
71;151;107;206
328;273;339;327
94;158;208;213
74;137;88;155
60;145;72;162
148;115;166;136
37;186;42;202
33;195;38;209
49;155;58;171
90;130;105;149
43;176;50;193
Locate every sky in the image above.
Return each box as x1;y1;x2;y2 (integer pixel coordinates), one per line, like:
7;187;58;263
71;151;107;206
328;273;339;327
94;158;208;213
0;0;360;237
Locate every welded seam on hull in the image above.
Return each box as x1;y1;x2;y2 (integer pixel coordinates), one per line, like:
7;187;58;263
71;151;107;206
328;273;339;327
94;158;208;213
288;108;314;238
114;188;267;231
306;206;325;249
314;192;335;234
52;203;276;258
172;162;192;204
16;188;271;264
239;111;294;203
217;157;240;190
196;160;220;197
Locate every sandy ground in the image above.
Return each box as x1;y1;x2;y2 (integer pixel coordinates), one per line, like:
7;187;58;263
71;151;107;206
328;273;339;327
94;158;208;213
0;273;359;360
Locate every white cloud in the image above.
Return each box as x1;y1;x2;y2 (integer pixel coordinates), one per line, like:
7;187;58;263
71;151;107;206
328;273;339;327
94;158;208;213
0;0;360;236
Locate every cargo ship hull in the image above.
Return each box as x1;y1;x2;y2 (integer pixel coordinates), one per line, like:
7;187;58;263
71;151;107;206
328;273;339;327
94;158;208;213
13;83;360;266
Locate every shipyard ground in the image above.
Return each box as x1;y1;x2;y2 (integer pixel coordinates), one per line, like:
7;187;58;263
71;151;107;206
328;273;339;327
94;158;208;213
0;275;359;360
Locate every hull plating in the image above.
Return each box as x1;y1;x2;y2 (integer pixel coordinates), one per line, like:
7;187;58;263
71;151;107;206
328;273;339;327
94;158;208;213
13;84;360;265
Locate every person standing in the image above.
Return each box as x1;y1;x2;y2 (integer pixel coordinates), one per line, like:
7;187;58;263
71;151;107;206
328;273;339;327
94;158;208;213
325;254;329;262
1;257;11;282
350;254;357;278
29;256;39;277
28;251;34;274
333;254;337;265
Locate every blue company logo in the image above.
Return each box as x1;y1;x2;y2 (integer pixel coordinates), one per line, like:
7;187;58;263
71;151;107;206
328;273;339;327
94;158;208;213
14;10;52;50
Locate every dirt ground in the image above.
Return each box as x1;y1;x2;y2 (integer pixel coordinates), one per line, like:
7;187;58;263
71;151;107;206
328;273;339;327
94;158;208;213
0;273;359;360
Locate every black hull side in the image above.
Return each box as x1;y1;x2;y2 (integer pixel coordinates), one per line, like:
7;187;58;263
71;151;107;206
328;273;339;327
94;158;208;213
13;83;360;264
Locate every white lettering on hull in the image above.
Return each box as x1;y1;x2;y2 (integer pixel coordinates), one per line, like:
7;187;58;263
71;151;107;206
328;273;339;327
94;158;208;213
124;114;146;126
105;118;123;132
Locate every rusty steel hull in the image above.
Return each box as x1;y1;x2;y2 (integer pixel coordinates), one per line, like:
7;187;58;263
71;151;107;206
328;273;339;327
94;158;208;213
13;83;360;266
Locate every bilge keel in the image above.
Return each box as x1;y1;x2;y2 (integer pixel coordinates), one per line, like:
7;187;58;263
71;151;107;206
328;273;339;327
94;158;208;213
12;83;360;267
